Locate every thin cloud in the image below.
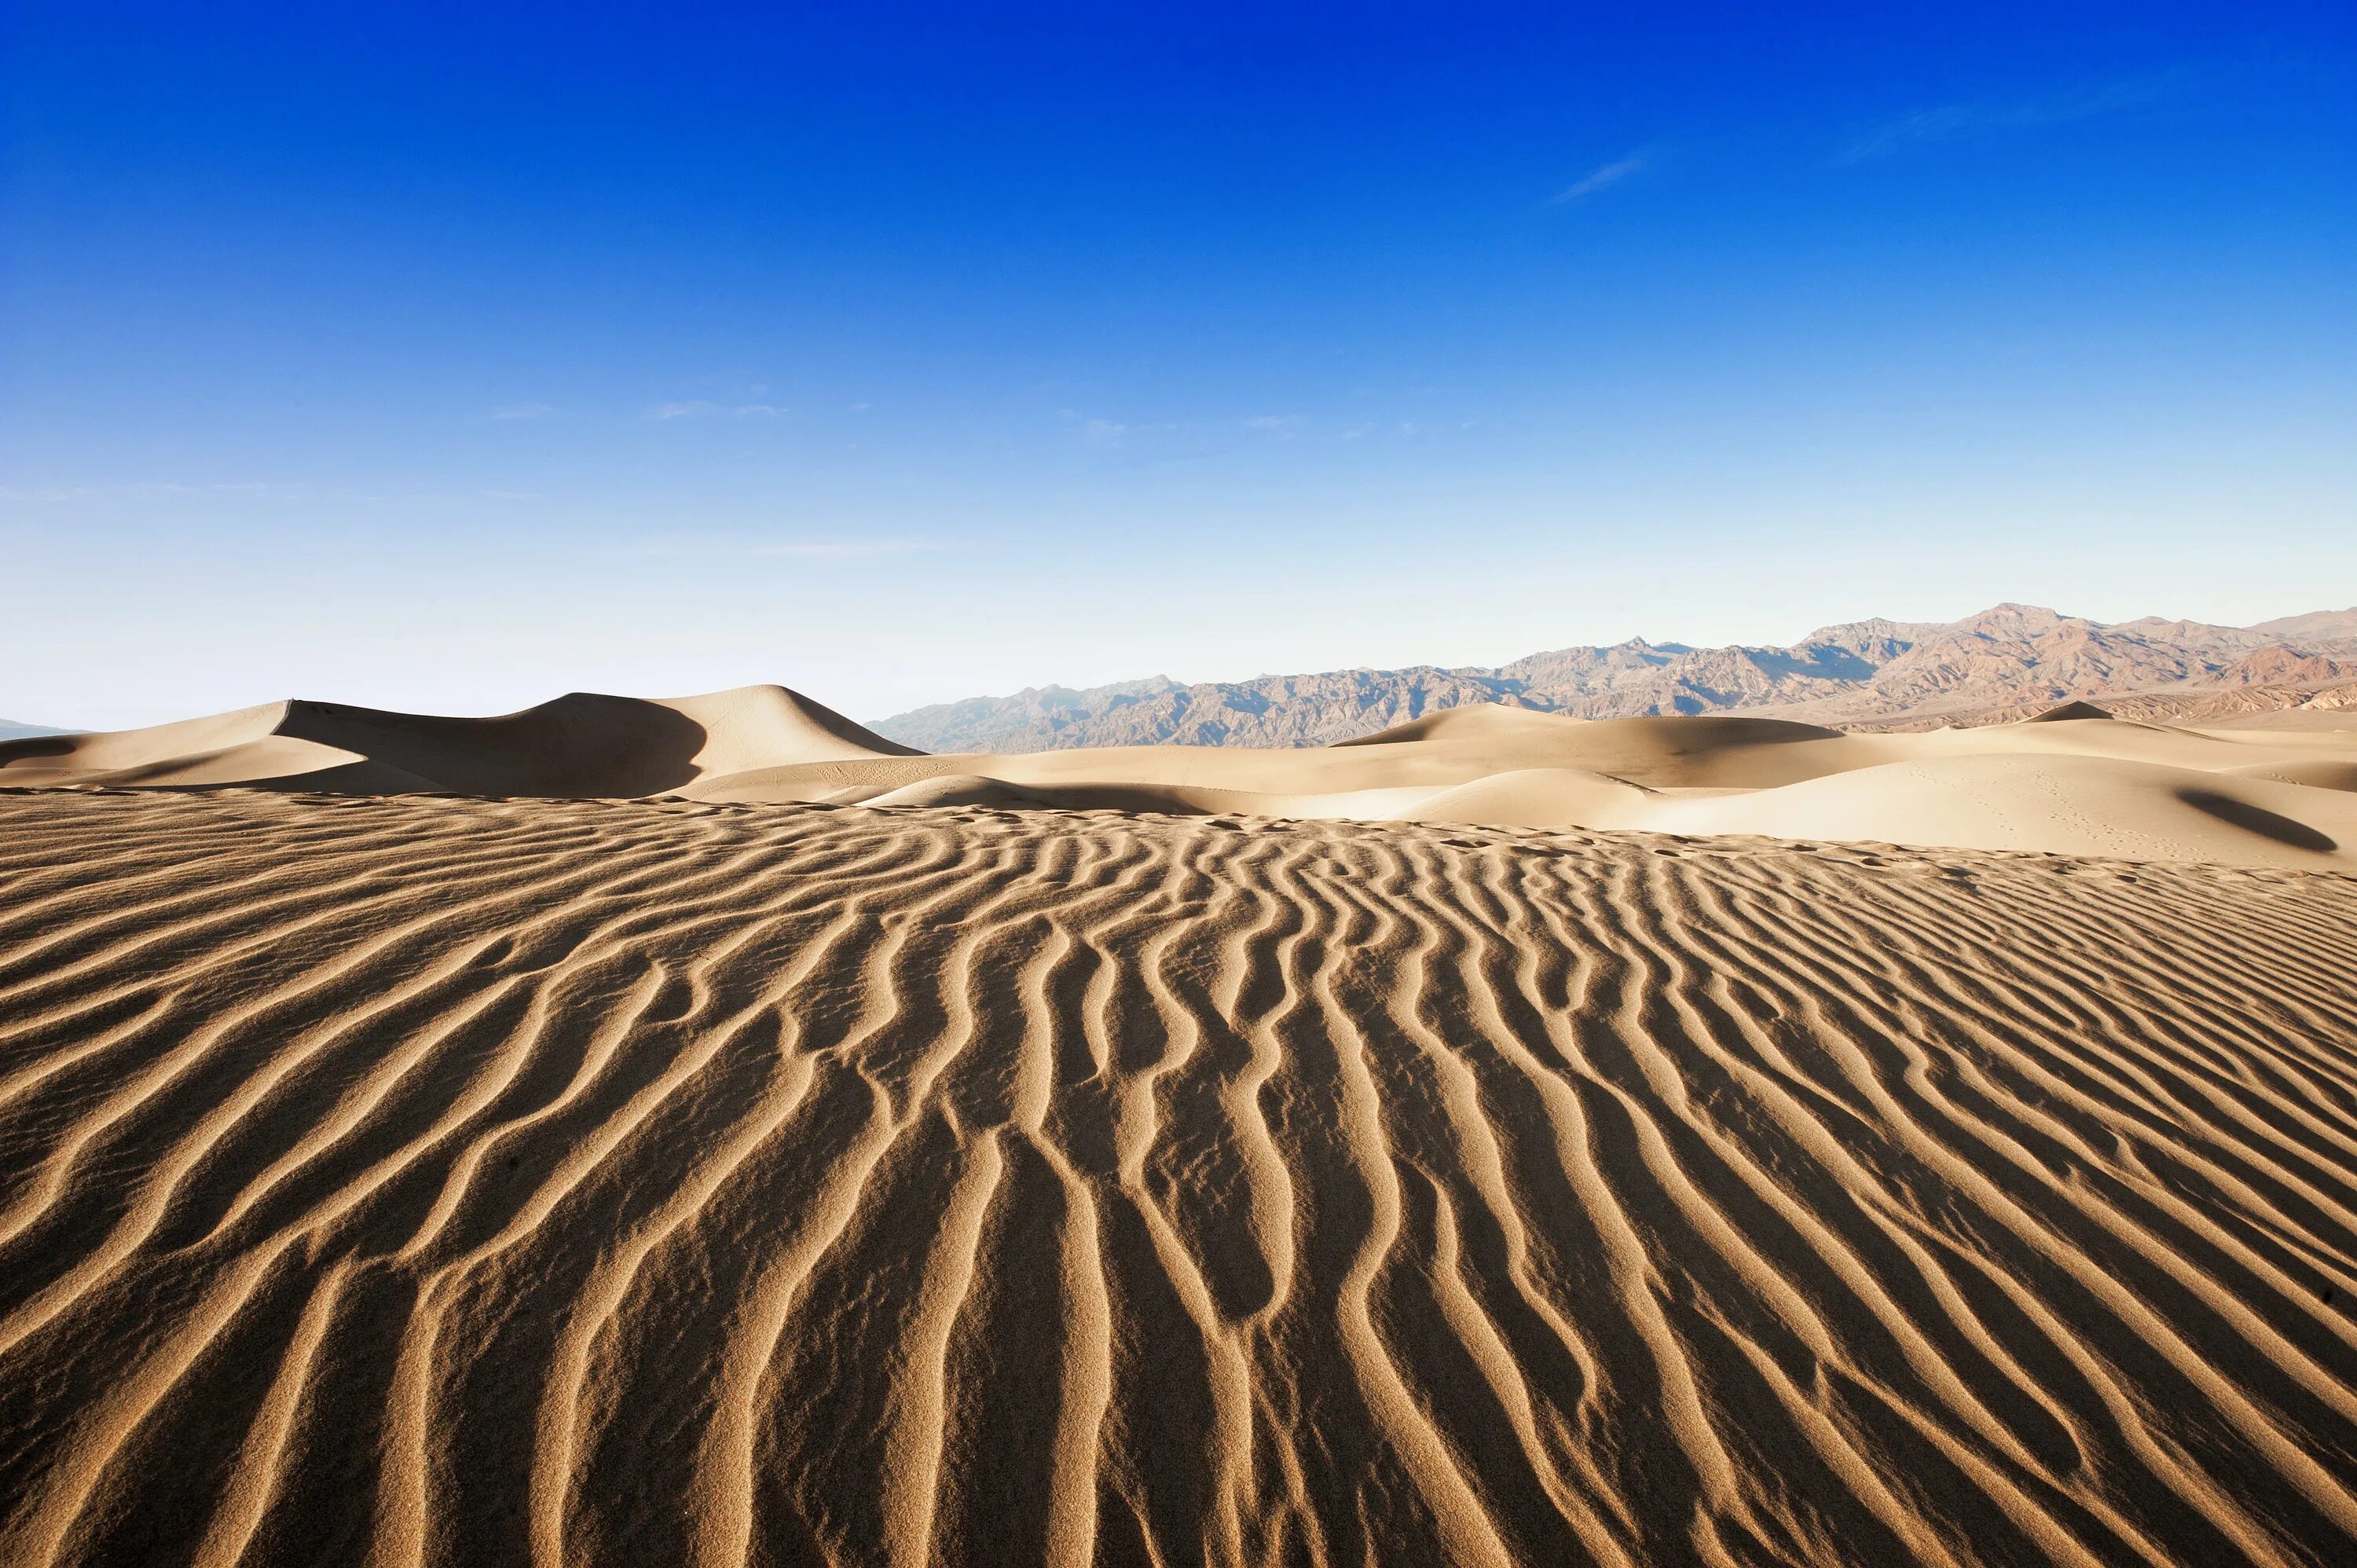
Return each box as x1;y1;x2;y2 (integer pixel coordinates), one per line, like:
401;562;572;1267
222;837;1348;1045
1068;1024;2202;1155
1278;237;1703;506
0;481;307;503
751;538;929;558
1244;415;1303;434
625;535;940;560
0;485;102;504
1548;149;1652;205
1060;410;1189;445
486;402;554;421
647;401;789;420
1838;68;2196;163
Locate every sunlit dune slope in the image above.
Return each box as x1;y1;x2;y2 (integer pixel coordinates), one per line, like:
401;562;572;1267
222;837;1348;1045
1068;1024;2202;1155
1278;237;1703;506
0;686;914;797
1;791;2354;1566
7;691;2356;866
1640;753;2357;866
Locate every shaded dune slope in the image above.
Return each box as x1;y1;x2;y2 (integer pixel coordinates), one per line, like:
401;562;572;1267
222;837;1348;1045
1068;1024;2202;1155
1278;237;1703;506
0;687;914;797
10;694;2357;866
3;792;2357;1566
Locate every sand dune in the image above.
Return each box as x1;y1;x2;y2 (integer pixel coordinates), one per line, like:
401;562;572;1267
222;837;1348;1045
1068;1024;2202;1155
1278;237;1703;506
1;789;2354;1565
9;691;2355;867
0;687;913;797
1635;754;2357;867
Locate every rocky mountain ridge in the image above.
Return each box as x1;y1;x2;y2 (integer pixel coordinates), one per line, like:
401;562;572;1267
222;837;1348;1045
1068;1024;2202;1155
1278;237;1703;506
874;603;2357;751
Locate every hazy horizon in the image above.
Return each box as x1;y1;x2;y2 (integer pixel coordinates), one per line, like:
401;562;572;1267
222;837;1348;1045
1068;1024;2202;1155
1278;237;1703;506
6;3;2353;730
6;591;2356;734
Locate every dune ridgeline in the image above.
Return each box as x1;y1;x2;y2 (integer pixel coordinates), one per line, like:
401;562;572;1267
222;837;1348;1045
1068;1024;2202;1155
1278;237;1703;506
2;686;2355;1564
5;683;2356;867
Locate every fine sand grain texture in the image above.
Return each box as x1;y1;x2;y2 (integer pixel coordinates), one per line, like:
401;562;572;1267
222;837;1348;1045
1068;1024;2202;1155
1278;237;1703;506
3;789;2356;1565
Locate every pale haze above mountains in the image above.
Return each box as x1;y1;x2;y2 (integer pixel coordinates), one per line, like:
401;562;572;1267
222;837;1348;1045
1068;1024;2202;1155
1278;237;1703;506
874;603;2357;752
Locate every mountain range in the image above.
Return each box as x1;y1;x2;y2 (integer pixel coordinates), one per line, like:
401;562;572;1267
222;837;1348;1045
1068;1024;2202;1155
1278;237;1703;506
873;603;2357;751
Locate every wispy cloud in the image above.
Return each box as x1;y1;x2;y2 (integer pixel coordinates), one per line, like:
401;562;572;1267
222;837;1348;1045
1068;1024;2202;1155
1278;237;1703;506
624;535;940;560
1243;415;1302;434
486;401;554;421
1838;68;2195;163
1548;148;1653;205
0;485;101;504
0;480;310;504
647;401;789;420
750;538;930;558
2;481;547;507
1059;409;1190;446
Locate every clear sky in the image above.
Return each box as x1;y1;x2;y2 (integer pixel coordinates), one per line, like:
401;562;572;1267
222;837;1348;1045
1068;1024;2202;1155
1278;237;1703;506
5;2;2353;728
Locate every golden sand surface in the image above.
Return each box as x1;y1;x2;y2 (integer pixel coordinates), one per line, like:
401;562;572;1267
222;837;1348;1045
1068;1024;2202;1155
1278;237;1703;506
7;687;2357;871
3;789;2355;1565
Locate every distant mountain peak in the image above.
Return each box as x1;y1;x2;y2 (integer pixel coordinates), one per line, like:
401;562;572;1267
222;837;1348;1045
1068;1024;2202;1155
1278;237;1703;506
872;604;2357;753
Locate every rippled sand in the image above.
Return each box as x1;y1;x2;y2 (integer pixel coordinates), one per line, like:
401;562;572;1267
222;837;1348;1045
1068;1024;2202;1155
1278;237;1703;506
3;790;2355;1566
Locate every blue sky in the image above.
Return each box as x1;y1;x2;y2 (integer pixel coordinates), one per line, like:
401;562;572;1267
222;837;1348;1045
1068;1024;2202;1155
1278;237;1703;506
5;2;2353;727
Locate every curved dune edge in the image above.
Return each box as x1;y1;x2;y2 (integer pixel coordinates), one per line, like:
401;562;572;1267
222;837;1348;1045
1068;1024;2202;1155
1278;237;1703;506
9;693;2357;866
2;791;2356;1566
0;685;916;799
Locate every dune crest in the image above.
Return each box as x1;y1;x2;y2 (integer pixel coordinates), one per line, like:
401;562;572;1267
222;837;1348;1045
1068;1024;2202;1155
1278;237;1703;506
11;692;2357;866
0;686;913;798
2029;699;2115;723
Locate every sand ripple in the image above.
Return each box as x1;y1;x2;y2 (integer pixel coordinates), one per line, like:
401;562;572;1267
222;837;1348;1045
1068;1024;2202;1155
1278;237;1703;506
3;791;2356;1566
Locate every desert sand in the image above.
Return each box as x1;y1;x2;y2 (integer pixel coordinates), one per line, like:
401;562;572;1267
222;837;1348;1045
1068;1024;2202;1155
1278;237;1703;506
3;692;2357;1564
5;686;2355;868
